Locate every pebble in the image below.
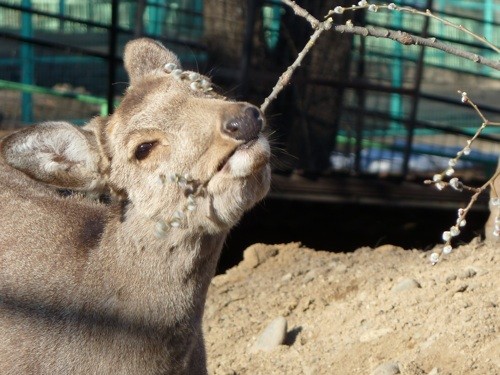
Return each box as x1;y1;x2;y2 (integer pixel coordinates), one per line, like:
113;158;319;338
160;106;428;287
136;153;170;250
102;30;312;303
336;263;348;273
445;274;457;284
370;361;401;375
391;278;421;293
359;327;392;342
303;269;317;283
249;316;287;353
241;244;278;269
459;267;477;279
427;368;439;375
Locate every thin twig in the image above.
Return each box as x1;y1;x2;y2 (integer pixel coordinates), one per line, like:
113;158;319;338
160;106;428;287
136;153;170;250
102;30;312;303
397;6;500;54
268;0;500;263
281;0;319;28
261;26;327;112
461;91;500;126
260;11;332;113
333;24;500;71
425;92;500;263
326;2;500;53
263;1;500;112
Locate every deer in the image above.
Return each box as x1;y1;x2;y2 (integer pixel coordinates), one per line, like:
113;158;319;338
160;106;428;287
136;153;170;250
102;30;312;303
0;38;271;374
485;157;500;244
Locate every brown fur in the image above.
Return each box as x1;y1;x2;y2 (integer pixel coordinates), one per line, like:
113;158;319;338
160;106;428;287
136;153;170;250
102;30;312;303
0;38;271;374
485;158;500;243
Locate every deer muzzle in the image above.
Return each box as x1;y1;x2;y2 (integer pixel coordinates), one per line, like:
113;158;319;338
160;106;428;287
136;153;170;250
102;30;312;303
222;105;264;143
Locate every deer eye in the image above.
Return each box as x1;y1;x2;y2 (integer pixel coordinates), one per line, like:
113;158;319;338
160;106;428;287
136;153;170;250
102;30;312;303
135;142;157;160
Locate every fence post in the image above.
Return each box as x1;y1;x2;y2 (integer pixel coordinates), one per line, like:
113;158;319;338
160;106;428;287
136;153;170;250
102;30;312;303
389;10;403;131
401;0;433;177
21;0;34;124
238;0;258;99
107;0;119;115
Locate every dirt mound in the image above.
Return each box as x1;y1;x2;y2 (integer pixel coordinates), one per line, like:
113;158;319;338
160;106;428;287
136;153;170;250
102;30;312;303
204;240;498;374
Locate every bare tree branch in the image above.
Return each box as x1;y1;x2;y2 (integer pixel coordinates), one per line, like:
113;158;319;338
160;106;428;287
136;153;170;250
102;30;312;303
266;0;500;263
281;0;319;28
423;92;500;263
333;24;500;71
396;6;500;54
326;2;500;53
260;18;333;113
262;0;500;112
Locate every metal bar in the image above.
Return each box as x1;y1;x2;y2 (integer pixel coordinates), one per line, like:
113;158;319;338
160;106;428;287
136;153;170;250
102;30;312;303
304;77;500;115
147;0;161;35
0;79;106;102
389;10;403;131
107;0;119;115
352;49;496;78
0;2;207;50
268;174;490;210
307;107;500;143
415;121;500;142
134;0;147;37
483;0;494;75
401;0;434;178
238;0;258;99
58;0;65;32
0;1;109;30
20;0;33;124
438;6;500;26
354;24;367;174
0;31;114;60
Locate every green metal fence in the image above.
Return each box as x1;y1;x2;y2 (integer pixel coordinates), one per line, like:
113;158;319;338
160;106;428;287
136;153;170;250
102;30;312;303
0;0;205;124
0;0;498;181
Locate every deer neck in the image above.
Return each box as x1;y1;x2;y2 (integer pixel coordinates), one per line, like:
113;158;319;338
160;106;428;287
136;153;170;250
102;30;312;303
87;200;227;334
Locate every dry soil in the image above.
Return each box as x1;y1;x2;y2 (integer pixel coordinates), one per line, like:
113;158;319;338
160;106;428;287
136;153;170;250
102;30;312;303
204;240;498;375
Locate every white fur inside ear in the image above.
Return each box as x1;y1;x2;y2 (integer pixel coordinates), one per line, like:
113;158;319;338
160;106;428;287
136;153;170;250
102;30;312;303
2;121;102;190
12;122;93;173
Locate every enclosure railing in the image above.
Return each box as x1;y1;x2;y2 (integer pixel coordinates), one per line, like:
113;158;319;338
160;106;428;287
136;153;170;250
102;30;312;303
0;0;498;184
0;0;206;121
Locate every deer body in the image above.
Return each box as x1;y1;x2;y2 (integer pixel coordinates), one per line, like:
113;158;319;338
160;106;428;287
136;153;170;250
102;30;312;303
0;39;270;374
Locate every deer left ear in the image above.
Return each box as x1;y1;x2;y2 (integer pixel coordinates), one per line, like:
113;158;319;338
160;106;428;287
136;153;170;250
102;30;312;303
124;38;182;85
1;121;105;191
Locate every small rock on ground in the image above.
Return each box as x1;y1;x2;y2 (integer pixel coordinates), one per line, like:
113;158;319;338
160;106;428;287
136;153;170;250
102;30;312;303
249;316;288;353
371;361;401;375
391;278;421;293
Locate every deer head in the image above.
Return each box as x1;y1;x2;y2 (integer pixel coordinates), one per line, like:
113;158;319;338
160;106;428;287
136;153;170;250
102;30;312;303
1;38;271;235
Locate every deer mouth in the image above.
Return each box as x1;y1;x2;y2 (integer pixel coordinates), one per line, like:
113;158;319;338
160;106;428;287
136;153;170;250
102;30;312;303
216;138;259;173
215;135;270;178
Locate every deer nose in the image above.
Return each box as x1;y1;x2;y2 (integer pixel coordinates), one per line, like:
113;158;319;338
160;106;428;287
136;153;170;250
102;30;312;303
222;105;264;142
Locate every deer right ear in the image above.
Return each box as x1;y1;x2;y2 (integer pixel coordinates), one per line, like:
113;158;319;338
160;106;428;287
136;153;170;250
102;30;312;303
0;121;105;192
124;38;182;85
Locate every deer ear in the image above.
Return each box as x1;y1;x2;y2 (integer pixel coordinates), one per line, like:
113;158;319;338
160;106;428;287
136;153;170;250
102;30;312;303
1;121;104;191
124;38;182;85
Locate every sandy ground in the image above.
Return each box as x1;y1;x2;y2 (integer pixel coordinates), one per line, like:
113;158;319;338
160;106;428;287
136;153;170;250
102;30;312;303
204;240;498;375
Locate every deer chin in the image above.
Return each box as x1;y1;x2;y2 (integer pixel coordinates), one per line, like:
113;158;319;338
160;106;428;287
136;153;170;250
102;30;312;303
215;135;270;179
